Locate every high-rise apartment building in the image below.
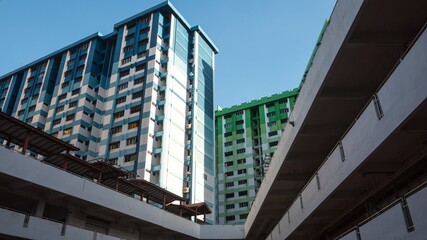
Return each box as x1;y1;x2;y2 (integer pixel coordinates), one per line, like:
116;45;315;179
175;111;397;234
215;89;298;224
0;1;218;223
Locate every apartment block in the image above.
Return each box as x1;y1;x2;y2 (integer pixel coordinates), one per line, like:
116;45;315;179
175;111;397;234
215;89;298;224
0;1;218;223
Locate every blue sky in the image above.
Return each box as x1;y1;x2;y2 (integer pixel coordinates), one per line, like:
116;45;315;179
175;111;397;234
0;0;336;108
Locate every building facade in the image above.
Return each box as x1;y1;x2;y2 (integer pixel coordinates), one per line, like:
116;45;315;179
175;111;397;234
0;1;218;223
215;89;298;224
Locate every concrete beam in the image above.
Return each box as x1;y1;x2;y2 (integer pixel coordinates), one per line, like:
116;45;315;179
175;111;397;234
299;125;344;137
318;88;369;101
276;172;313;181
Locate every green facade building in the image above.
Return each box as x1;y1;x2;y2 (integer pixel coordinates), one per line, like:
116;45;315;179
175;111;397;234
215;89;298;224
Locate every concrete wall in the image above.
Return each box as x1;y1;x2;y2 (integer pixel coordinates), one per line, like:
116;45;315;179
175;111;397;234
337;185;427;240
0;208;120;240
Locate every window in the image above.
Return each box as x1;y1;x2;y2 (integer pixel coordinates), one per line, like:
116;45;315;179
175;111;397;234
125;33;134;41
64;70;72;77
67;59;75;66
126;137;137;146
63;128;72;135
225;182;234;188
128;121;139;129
224;141;232;147
281;118;288;124
204;174;207;181
225;151;233;157
267;122;276;127
269;141;278;147
224;114;231;119
127;23;136;30
141;15;151;23
225;171;234;177
71;89;79;96
268;131;278;137
235;110;243;115
237;158;246;164
224;132;232;137
121;57;131;65
226;215;235;222
132;90;143;99
266;102;275;108
239;202;249;208
17;110;25;116
81;43;89;49
236;120;244;125
119;69;130;78
26;117;33;123
111;126;122;134
238;169;247;175
135;63;146;72
56;105;64;112
53;119;61;125
134;77;144;85
238;179;247;185
137;51;148;59
74;76;83;83
279;99;288;104
21;98;28;104
114;110;124;119
34;83;42;89
66;114;75;121
69;101;78;108
237;139;245;144
130;105;141;114
237;148;245;154
75;66;84;73
280;108;289;114
109;142;120;150
62;81;70;88
138;39;148;47
108;158;118;165
267;112;276;117
124;153;137;162
225;161;234;167
226;204;235;210
238;191;248;196
118;82;128;91
225;193;234;199
28;105;36;112
58;93;67;101
224;123;232;128
116;96;127;104
240;214;248;220
51;132;58;138
123;45;133;52
236;129;244;134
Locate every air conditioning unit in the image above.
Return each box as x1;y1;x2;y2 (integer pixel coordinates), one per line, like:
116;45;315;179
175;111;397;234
186;171;191;176
186;123;192;129
183;187;190;193
188;58;194;64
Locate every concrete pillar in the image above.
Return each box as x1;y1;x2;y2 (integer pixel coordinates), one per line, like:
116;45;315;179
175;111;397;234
34;200;46;217
66;205;86;227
